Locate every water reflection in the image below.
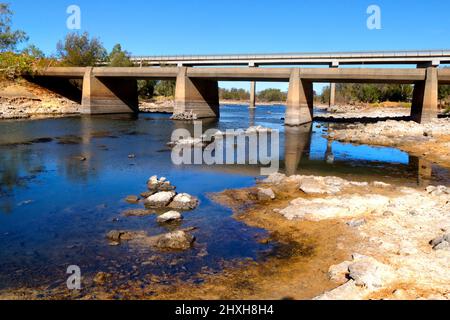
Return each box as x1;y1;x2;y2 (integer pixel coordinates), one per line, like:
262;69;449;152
0;106;448;291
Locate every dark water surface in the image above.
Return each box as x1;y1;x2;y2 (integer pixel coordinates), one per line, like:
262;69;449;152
0;105;449;291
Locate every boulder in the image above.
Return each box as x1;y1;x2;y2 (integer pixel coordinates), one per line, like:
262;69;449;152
169;193;199;210
347;254;396;290
145;191;176;208
157;211;183;223
106;230;145;243
328;261;351;284
154;230;195;250
257;188;276;201
147;176;175;192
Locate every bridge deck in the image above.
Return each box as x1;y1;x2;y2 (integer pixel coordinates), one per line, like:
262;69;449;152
35;66;450;84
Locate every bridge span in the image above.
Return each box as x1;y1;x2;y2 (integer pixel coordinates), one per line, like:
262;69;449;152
130;50;450;108
30;66;450;125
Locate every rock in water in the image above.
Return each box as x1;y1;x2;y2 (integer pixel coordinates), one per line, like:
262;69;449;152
147;176;175;192
155;231;195;250
125;195;140;204
157;211;183;223
257;188;276;201
145;191;176;208
169;193;199;210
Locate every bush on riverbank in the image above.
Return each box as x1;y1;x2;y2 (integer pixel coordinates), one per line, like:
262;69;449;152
0;52;59;80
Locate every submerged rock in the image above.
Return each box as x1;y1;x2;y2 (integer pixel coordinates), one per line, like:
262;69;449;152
93;272;111;285
145;191;176;208
257;188;276;201
154;230;195;250
169;193;199;210
122;209;154;217
106;230;146;243
156;211;183;223
125;195;140;204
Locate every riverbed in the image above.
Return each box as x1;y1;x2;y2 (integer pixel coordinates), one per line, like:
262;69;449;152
1;105;449;298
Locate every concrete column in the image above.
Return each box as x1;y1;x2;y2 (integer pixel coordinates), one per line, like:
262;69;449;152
81;67;138;114
411;67;438;123
174;67;220;119
329;62;339;108
285;69;314;126
329;82;336;107
249;81;256;109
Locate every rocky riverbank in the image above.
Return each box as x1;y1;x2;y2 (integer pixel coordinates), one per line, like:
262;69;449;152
315;103;412;120
0;79;81;119
329;118;450;169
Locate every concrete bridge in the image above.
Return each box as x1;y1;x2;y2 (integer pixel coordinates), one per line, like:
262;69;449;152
31;65;450;125
131;50;450;108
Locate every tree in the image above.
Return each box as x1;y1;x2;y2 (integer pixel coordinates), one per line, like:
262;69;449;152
257;88;287;102
22;44;45;59
138;80;157;99
0;3;28;52
108;44;133;67
155;80;176;97
57;32;107;66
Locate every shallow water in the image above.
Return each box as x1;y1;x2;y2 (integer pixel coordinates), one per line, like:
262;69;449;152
0;105;449;291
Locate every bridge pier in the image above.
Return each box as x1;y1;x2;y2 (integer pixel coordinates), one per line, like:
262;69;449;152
285;69;314;126
81;67;138;114
411;67;438;123
249;81;256;109
329;62;339;108
174;67;220;119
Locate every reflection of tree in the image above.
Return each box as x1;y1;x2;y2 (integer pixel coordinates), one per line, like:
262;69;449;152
0;147;45;214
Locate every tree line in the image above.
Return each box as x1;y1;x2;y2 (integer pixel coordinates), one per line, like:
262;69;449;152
317;82;450;108
219;88;287;102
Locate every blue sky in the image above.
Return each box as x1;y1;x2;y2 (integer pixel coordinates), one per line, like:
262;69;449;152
9;0;450;92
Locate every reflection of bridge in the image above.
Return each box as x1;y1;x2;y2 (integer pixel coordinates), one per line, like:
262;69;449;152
31;63;450;125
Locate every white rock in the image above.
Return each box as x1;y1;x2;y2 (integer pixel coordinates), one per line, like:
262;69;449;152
169;193;199;210
156;211;183;223
257;188;276;201
299;178;341;195
328;261;351;284
145;191;176;208
347;255;396;290
263;173;286;185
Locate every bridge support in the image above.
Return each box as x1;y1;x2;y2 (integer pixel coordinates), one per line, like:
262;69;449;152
285;69;314;126
174;67;220;119
329;83;336;107
411;67;438;123
249;81;256;109
81;67;138;114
